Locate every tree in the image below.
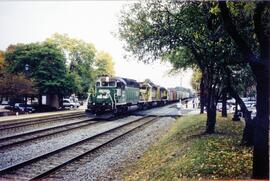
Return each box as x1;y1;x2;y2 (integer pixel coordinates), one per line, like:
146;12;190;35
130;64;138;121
191;68;201;93
5;42;75;105
0;51;4;71
0;50;37;104
118;1;241;133
218;1;269;178
46;33;96;97
0;73;37;99
94;51;115;77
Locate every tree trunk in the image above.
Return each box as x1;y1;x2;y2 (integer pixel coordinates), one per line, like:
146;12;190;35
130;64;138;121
38;94;42;106
200;76;205;114
252;65;269;179
205;87;216;134
58;94;63;108
219;2;269;178
206;106;216;134
221;89;227;117
232;99;240;121
228;86;254;146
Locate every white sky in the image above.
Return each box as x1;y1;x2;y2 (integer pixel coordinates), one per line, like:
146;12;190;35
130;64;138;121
0;1;193;89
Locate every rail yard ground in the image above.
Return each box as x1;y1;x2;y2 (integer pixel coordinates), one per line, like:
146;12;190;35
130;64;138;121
0;104;253;180
121;114;253;180
0;103;184;180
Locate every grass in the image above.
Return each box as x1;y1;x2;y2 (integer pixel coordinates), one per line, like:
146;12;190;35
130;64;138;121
122;114;253;180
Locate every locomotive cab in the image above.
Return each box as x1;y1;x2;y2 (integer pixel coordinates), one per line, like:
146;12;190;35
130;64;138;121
116;81;125;96
87;77;117;114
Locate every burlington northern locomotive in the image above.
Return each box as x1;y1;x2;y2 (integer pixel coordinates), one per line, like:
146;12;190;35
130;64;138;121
86;76;191;115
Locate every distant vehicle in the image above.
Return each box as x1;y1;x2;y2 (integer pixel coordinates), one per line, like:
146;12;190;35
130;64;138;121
216;102;230;112
14;103;35;113
244;101;256;108
1;100;9;105
63;99;80;109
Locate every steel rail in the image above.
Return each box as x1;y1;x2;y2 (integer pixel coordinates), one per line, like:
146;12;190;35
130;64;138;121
32;116;159;181
0;112;86;131
0;118;101;149
0;116;159;180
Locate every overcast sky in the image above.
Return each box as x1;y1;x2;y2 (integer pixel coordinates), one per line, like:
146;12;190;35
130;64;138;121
0;1;193;89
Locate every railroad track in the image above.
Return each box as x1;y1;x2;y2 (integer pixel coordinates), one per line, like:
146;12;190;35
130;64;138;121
0;117;101;149
0;112;86;131
0;116;159;180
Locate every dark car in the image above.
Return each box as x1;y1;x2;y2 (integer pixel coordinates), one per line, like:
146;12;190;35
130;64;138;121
14;103;35;113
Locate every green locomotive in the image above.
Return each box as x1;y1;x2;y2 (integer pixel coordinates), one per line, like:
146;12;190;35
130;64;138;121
86;76;192;115
87;76;140;114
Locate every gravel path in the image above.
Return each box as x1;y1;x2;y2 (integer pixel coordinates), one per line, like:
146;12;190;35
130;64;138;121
49;116;176;181
0;116;141;170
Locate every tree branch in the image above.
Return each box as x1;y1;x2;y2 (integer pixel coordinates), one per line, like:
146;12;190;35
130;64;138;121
218;2;258;65
254;2;270;61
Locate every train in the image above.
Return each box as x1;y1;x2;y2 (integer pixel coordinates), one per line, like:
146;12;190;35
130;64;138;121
86;76;192;115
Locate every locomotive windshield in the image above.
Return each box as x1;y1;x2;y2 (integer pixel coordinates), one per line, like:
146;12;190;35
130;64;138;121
100;81;116;87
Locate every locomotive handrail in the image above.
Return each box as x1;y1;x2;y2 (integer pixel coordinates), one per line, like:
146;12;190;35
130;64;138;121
108;92;115;110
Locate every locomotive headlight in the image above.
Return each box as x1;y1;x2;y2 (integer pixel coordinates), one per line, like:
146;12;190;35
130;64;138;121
92;103;95;105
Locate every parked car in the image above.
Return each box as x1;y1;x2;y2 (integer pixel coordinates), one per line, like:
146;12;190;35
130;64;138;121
63;99;80;109
244;101;256;108
3;105;14;111
14;103;35;113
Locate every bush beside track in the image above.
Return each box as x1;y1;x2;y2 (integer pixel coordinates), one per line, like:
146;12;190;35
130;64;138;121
122;114;252;180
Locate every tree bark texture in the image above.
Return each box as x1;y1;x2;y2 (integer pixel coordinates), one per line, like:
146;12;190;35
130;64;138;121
38;94;42;106
219;2;269;178
228;86;254;146
221;89;227;117
205;85;217;134
252;65;269;179
200;76;205;114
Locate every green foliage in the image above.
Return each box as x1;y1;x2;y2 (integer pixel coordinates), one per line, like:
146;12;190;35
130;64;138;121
123;114;252;180
118;1;254;133
191;67;202;91
95;51;115;77
3;34;116;99
46;33;97;96
118;1;242;75
4;42;75;96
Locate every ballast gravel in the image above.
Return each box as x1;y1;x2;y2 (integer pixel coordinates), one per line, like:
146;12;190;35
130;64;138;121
0;116;142;170
0;116;88;138
57;116;176;181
